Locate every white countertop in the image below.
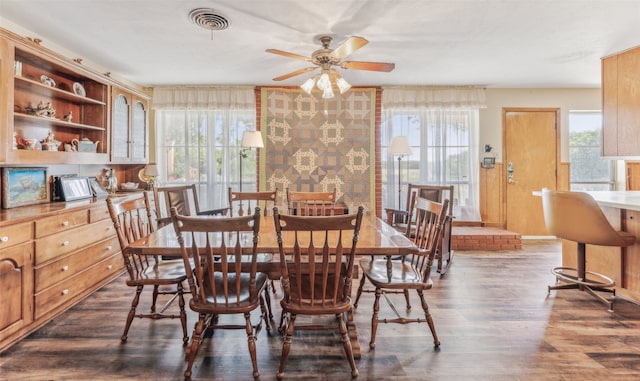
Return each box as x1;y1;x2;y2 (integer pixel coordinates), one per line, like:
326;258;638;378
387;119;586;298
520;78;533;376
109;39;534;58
585;191;640;212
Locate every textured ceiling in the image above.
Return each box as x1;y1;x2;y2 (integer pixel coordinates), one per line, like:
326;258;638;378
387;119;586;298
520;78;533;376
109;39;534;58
1;0;640;88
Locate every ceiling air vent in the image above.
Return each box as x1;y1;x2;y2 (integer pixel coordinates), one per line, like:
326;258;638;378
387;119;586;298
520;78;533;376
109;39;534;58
188;8;230;31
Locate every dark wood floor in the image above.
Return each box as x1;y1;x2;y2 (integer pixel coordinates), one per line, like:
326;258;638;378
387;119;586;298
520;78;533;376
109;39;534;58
3;240;640;380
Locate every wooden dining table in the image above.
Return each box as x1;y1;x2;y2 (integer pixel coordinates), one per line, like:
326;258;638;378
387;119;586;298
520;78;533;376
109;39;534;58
128;214;418;358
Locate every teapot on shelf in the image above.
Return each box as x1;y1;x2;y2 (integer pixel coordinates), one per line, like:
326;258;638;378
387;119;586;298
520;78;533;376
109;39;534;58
71;137;99;153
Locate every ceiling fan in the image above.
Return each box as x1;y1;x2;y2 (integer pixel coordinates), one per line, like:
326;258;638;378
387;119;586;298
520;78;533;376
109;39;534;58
266;35;395;83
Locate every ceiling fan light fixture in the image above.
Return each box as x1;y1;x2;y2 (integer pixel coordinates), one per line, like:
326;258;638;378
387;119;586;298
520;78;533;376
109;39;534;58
300;77;316;94
316;72;331;90
322;86;335;99
336;76;351;94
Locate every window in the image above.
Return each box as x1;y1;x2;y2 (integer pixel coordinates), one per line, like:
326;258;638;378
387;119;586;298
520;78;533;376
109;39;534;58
155;109;256;210
569;111;614;191
381;108;480;221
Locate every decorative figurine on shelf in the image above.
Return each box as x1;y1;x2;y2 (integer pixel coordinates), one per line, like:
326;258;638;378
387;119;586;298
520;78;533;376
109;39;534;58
41;129;61;151
64;111;73;122
27;101;56;118
12;132;18;150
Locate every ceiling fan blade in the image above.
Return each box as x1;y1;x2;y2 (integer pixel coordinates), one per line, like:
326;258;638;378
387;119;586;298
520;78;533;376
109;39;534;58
272;67;318;81
330;36;369;59
265;49;311;62
340;61;395;72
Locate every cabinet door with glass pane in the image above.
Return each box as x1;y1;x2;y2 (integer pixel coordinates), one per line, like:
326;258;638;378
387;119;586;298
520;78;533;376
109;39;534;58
110;86;149;163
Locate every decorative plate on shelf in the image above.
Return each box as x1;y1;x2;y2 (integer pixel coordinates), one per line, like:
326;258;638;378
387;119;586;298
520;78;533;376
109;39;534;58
73;82;86;97
40;75;55;87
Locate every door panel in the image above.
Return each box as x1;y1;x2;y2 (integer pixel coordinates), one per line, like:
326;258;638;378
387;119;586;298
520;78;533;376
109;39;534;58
504;109;559;235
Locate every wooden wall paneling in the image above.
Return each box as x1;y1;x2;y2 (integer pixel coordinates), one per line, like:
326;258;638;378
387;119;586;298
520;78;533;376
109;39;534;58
479;162;503;227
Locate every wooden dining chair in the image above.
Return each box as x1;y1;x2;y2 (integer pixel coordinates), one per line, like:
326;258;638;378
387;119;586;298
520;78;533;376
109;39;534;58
153;184;228;228
359;196;449;350
228;187;279;317
385;183;455;275
354;192;417;310
273;205;364;379
106;193;189;345
286;188;337;216
228;188;278;216
170;206;270;380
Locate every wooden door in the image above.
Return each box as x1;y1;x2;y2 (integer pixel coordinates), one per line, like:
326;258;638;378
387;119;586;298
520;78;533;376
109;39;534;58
504;109;559;236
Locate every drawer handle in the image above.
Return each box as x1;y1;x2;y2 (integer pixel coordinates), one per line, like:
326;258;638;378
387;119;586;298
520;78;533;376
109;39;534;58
61;289;69;295
1;236;7;243
106;245;113;251
62;221;69;227
61;265;69;272
62;241;70;246
107;264;113;270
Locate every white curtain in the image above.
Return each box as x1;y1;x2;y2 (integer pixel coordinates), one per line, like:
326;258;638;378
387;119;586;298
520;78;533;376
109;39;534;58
152;86;256;209
381;86;486;221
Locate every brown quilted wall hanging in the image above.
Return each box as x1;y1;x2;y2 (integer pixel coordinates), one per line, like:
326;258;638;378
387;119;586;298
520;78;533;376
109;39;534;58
258;87;377;213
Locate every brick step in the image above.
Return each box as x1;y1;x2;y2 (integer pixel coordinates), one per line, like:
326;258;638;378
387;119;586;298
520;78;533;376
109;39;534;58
451;226;522;250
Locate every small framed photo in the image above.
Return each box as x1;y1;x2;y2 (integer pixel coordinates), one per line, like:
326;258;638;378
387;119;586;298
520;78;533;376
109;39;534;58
59;177;93;201
88;177;108;197
2;167;49;209
482;157;495;169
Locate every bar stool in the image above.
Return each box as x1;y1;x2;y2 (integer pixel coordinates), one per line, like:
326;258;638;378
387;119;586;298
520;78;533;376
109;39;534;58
541;188;635;311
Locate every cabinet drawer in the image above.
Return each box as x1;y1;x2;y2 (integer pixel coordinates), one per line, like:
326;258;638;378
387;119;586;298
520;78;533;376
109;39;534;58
35;210;88;238
35;219;116;265
34;253;123;320
35;236;120;292
0;222;33;250
89;204;111;223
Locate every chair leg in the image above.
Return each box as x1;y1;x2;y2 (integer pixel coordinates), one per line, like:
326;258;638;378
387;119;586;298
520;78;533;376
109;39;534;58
369;288;382;349
151;285;159;312
177;282;189;344
263;288;274;320
277;312;296;380
354;273;367;308
243;312;260;378
403;289;412;310
337;312;359;378
121;285;143;342
417;289;440;348
184;313;207;380
258;292;271;332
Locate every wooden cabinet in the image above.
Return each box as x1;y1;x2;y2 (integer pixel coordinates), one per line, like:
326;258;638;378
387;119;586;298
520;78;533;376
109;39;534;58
110;86;149;164
2;31;110;165
0;201;123;351
0;222;34;345
602;46;640;157
0;27;149;166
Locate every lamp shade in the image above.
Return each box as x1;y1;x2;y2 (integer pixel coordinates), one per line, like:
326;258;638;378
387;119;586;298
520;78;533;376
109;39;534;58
241;131;264;148
389;136;412;156
144;164;159;177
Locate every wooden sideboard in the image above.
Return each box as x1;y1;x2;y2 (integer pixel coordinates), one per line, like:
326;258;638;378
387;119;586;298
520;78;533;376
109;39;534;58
0;197;123;352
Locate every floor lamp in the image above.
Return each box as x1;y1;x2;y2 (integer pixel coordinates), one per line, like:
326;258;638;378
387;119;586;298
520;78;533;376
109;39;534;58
389;136;412;209
239;131;264;192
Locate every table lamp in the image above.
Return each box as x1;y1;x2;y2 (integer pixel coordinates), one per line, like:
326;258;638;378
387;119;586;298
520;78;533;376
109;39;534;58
142;164;159;189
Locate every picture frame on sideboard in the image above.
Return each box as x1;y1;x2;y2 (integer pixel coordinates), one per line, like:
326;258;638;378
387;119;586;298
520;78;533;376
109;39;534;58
2;167;49;209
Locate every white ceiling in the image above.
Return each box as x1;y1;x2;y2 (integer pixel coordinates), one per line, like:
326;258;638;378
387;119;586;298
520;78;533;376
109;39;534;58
1;0;640;89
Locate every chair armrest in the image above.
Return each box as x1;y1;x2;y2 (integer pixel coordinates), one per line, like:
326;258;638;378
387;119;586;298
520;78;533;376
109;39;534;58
197;207;229;216
384;208;408;226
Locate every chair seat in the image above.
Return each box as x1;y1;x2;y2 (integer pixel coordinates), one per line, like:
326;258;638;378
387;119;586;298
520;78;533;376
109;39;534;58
280;299;352;315
359;257;433;290
190;272;268;314
126;259;188;286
